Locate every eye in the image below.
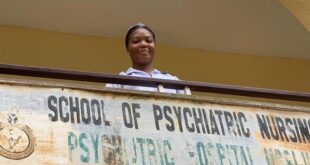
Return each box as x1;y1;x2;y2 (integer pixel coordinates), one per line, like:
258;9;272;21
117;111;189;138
130;38;141;44
146;38;153;43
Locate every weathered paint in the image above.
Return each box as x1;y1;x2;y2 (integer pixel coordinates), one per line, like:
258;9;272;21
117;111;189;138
0;79;309;165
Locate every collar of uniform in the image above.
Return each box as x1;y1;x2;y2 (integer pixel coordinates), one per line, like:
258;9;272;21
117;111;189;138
125;67;161;75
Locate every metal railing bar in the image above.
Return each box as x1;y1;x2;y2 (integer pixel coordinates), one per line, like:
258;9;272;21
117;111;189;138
0;63;309;102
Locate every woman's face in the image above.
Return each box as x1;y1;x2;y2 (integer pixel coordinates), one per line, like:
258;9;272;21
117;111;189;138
127;28;155;68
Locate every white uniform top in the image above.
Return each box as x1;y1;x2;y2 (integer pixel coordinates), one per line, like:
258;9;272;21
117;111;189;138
106;67;184;94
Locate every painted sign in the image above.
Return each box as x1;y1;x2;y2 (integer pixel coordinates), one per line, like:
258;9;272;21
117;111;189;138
0;79;309;165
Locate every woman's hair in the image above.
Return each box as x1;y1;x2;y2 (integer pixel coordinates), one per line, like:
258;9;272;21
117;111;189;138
125;23;156;49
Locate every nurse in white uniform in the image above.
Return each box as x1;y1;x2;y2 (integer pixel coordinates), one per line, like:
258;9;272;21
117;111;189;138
106;23;185;94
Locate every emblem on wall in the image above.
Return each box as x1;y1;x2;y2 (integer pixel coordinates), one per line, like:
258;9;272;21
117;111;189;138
0;113;36;160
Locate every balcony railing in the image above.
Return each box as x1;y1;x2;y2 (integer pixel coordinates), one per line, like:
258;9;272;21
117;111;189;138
0;63;309;102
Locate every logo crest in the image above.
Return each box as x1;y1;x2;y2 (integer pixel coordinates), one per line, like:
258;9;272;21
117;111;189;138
0;113;36;160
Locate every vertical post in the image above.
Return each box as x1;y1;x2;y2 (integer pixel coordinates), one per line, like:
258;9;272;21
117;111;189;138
157;84;165;93
184;86;192;95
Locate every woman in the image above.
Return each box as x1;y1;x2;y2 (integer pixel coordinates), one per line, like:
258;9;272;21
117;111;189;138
107;23;185;94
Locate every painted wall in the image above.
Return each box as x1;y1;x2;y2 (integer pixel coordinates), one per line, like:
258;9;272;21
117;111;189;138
0;25;309;105
0;80;309;164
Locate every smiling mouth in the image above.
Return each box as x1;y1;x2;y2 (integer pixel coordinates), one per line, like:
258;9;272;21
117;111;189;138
139;50;150;54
